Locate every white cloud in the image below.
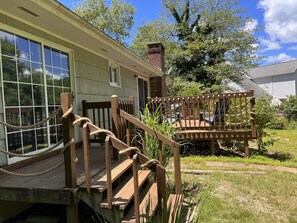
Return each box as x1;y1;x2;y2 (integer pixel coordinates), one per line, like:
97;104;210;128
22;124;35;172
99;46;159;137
288;45;297;50
259;0;297;43
244;19;258;33
264;53;296;64
259;38;281;52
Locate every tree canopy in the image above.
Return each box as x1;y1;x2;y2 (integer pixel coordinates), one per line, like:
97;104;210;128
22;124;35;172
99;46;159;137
74;0;135;45
131;0;259;93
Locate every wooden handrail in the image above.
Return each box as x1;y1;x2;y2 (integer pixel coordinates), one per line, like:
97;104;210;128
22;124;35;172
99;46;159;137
119;110;182;194
148;90;256;136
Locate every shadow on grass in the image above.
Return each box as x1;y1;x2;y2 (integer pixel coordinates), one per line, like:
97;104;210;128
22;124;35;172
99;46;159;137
180;140;294;162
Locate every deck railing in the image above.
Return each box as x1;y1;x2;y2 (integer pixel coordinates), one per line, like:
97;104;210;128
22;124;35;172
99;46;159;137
148;90;256;136
82;96;135;143
111;96;182;194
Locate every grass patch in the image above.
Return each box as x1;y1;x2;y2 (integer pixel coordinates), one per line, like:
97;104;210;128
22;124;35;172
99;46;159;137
264;129;297;160
170;170;297;223
179;155;297;168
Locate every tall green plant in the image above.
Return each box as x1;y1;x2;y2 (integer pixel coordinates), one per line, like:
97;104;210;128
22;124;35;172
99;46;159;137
139;104;178;166
280;95;297;120
255;98;275;152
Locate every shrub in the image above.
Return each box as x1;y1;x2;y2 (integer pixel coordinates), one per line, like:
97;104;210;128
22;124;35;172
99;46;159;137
139;104;178;166
280;95;297;120
255;98;275;151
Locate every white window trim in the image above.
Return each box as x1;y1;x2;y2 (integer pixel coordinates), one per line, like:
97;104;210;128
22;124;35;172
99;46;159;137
109;61;121;88
0;25;75;164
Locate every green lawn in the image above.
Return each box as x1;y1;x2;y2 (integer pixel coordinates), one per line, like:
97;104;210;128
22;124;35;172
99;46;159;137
170;129;297;222
264;129;297;160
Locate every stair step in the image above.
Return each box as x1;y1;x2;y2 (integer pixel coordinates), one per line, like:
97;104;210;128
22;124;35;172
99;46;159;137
122;183;158;223
167;194;184;223
93;158;133;192
101;170;151;210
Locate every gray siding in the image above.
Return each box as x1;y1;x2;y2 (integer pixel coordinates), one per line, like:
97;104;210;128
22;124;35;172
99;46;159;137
0;13;139;165
253;73;295;99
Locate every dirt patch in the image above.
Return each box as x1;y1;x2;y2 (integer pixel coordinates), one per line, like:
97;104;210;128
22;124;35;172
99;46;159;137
205;161;297;174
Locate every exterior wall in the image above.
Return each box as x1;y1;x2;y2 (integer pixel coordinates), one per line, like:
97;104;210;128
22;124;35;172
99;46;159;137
0;13;139;165
253;73;296;99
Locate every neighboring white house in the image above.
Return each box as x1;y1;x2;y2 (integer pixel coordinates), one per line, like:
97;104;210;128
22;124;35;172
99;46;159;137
246;60;297;100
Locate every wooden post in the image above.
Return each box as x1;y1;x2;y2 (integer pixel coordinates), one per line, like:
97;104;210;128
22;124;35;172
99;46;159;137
158;140;163;166
111;95;119;159
129;96;135;115
83;123;91;193
249;90;257;138
244;139;249;157
61;92;79;223
133;154;140;223
211;140;215;156
105;136;113;209
173;144;182;194
156;165;167;221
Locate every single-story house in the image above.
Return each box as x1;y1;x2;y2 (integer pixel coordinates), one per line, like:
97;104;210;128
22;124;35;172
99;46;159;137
0;0;167;166
246;60;297;100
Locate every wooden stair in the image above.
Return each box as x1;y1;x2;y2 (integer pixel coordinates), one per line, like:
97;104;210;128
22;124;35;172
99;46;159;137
79;157;160;222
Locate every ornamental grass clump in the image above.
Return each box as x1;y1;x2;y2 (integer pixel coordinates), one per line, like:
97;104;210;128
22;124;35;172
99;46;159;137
139;104;178;166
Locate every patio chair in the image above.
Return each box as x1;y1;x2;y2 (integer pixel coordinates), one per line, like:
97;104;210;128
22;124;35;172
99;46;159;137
204;98;231;126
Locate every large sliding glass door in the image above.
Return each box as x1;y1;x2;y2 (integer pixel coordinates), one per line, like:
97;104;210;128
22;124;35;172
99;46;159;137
0;29;71;159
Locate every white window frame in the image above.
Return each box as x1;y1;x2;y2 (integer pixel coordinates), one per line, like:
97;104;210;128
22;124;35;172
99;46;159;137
0;24;74;164
109;61;121;87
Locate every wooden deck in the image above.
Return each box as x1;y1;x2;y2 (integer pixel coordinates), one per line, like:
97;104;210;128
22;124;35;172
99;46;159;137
0;145;106;205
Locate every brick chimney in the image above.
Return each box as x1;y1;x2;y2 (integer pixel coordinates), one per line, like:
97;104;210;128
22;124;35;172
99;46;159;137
147;42;167;97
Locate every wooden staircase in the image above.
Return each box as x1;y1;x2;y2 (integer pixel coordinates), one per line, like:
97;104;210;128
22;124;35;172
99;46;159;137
79;154;161;222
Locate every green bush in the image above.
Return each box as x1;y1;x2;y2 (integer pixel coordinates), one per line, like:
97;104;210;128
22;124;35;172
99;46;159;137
139;104;178;166
266;117;288;130
255;98;275;151
280;95;297;120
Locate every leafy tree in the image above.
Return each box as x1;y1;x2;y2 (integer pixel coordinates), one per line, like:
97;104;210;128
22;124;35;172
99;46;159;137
168;76;207;96
280;96;297;120
131;0;259;92
74;0;135;45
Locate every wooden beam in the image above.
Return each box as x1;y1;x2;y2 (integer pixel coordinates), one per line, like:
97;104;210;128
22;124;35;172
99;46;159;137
211;140;215;156
61;92;79;223
0;187;78;205
244;139;249;157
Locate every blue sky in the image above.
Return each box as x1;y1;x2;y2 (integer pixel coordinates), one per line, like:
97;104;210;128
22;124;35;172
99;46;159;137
59;0;297;66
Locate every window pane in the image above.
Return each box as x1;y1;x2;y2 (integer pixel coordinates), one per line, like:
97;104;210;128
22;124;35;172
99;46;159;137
44;47;52;66
29;40;41;63
8;132;22;154
2;56;17;81
61;53;69;70
16;36;29;60
47;87;54;105
45;66;53;86
36;128;48;150
53;68;62;86
57;125;63;141
5;108;20;132
0;30;15;56
62;69;70;87
48;106;56;125
19;84;33;106
18;59;31;83
22;130;36;153
35;107;46;127
50;126;57;144
31;62;44;84
33;85;45;105
21;107;34;126
52;49;61;67
54;87;62;104
4;82;18;106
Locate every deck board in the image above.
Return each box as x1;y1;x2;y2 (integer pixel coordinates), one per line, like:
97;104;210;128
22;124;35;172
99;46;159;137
0;145;106;204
